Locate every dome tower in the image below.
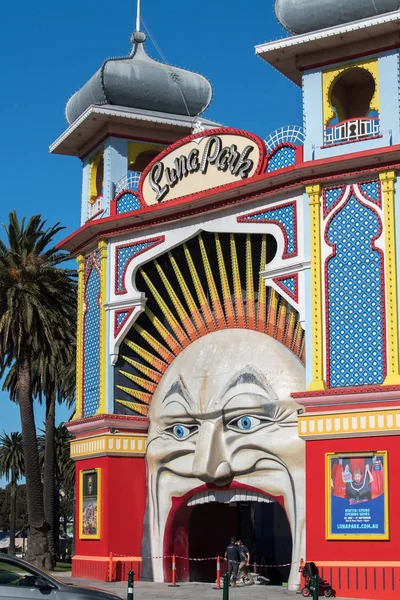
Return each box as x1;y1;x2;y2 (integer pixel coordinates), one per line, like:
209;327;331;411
51;23;218;226
275;0;400;35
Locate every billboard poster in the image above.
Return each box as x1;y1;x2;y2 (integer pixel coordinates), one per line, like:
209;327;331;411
80;469;101;539
326;452;388;540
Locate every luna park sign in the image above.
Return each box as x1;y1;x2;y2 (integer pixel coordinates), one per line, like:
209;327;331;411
140;129;265;206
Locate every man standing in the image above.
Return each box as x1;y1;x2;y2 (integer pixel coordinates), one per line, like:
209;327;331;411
237;539;254;585
224;537;240;587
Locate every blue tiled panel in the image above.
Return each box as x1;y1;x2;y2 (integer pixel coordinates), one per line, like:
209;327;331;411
117;311;129;327
116;193;141;214
280;276;295;296
116;242;154;293
242;203;296;257
359;180;380;205
324;186;344;215
326;194;384;387
83;263;101;416
266;146;296;172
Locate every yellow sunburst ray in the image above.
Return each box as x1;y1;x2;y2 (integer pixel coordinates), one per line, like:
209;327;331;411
267;287;278;336
121;355;162;383
168;252;207;336
123;339;168;373
300;336;306;364
140;269;190;347
275;300;287;343
145;307;181;355
199;234;226;329
133;323;175;363
257;235;267;332
116;399;149;416
215;234;235;328
154;260;199;342
116;385;152;404
120;370;157;393
292;322;303;357
285;309;296;349
230;234;245;328
184;242;217;332
246;235;255;330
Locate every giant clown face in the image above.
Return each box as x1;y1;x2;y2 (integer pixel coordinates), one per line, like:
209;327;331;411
145;329;305;590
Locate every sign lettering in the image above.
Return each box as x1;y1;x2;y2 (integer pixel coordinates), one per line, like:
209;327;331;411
140;129;264;206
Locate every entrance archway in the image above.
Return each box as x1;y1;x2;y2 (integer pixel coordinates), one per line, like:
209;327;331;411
171;493;292;584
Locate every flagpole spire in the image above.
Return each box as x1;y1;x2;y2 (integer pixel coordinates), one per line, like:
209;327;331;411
136;0;141;32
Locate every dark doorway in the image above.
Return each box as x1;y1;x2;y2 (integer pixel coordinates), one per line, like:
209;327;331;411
187;501;292;584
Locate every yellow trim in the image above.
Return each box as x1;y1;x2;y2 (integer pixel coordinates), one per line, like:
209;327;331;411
306;184;326;390
89;150;104;204
325;451;389;540
97;240;108;415
74;255;85;420
128;142;164;169
79;468;101;540
322;58;380;125
380;171;400;384
71;434;147;459
299;407;400;438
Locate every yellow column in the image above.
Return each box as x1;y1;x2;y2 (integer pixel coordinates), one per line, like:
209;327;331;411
74;254;85;420
380;170;400;384
306;184;327;391
97;240;108;414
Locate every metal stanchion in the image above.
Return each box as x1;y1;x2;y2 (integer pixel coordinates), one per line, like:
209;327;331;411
127;570;134;600
312;573;319;600
222;572;229;600
108;552;114;582
168;554;180;587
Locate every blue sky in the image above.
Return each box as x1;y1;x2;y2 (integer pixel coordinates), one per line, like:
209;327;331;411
0;0;302;474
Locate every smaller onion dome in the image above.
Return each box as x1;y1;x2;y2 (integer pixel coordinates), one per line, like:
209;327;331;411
275;0;400;35
65;31;212;124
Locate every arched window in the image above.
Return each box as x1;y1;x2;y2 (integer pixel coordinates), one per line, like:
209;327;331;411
330;68;376;123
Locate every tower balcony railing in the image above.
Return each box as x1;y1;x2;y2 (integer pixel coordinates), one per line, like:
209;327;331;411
324;117;380;146
115;172;141;196
88;195;103;218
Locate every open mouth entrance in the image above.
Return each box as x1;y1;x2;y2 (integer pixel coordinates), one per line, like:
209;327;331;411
167;488;292;585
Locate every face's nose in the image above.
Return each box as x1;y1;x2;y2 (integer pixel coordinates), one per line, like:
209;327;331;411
192;421;232;484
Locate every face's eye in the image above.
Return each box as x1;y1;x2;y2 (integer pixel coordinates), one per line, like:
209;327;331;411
166;424;198;440
229;415;261;432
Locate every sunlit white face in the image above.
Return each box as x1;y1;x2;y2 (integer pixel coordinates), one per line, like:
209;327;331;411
145;329;305;590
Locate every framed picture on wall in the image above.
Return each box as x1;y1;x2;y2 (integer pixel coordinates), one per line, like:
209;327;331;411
326;452;388;540
79;469;101;539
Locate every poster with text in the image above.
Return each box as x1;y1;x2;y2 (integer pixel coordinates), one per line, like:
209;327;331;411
80;470;100;539
326;452;388;540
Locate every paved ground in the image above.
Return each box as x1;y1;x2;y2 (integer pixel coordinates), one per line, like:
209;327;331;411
55;573;365;600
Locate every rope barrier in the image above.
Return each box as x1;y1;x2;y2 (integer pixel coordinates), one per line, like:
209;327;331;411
111;553;300;569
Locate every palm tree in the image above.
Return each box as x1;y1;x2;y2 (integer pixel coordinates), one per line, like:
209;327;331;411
37;341;75;562
4;336;76;564
38;423;75;555
0;211;76;569
0;432;24;555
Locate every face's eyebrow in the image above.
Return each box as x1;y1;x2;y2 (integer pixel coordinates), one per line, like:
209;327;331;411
220;366;277;401
162;375;194;408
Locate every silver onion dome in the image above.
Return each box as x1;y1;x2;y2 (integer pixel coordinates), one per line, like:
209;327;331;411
65;32;212;124
275;0;400;35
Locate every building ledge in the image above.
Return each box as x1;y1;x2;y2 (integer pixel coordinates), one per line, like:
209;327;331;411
256;10;400;85
49;104;221;158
